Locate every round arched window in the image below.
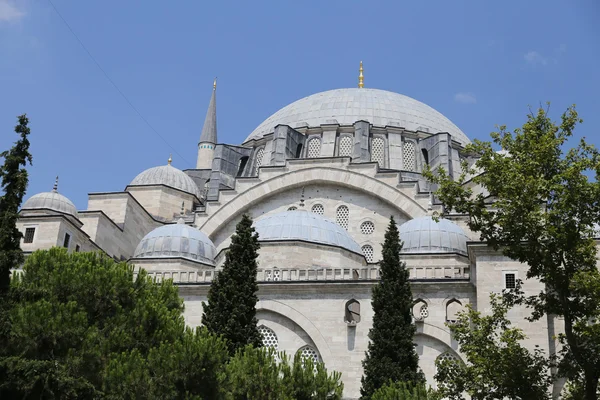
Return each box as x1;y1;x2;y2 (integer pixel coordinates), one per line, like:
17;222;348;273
360;221;375;235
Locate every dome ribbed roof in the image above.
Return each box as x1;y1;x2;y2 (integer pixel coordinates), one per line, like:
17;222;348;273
133;222;216;265
245;88;469;145
129;165;200;198
254;210;362;255
399;216;468;255
22;190;78;217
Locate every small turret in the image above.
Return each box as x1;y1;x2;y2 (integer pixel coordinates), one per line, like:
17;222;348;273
196;78;217;169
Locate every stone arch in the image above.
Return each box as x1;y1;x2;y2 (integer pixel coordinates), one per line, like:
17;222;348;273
256;299;333;366
199;167;427;238
446;298;463;323
344;299;361;324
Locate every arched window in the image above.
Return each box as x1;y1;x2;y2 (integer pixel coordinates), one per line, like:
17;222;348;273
258;325;279;350
338;136;353;157
311;204;324;215
253;147;265;174
446;299;463;323
360;221;375;235
361;244;374;263
237;156;249;176
345;299;361;324
371;137;385;167
336;205;349;230
307;137;321;158
403;141;416;172
298;345;320;365
412;299;429;321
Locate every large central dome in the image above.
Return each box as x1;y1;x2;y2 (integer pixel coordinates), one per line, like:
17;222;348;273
245;88;469;145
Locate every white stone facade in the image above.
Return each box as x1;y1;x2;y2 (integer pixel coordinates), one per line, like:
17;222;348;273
17;85;574;399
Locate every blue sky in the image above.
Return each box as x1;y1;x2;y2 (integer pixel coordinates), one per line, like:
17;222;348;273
1;0;599;208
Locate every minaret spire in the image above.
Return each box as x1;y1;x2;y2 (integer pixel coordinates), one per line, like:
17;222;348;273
358;61;364;88
196;79;218;169
52;176;59;192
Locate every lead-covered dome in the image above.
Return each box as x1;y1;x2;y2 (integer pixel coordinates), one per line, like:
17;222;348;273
399;216;468;255
245;88;469;145
22;188;78;217
129;164;201;198
133;222;216;265
254;210;363;255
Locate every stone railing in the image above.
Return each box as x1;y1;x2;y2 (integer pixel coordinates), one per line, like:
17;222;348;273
137;265;469;284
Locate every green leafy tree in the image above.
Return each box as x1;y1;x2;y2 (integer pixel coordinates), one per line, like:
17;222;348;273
221;345;343;400
435;293;553;400
361;216;424;399
371;381;430;400
0;114;32;295
425;105;600;399
202;214;263;354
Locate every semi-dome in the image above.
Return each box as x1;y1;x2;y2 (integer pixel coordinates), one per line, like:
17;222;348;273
133;222;216;265
22;184;78;217
399;216;468;255
245;88;469;145
254;210;363;255
129;164;201;198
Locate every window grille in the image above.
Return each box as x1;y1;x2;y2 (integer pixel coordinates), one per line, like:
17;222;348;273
437;352;458;364
360;221;375;235
254;147;265;172
299;345;320;366
311;204;324;215
504;272;516;289
338;136;353;157
307;138;321;158
362;245;374;262
258;326;278;350
404;141;416;171
24;227;35;243
265;269;280;281
336;205;349;230
419;304;429;319
371;137;385;167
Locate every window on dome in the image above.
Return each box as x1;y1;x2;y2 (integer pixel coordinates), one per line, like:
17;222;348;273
360;221;375;235
345;299;361;324
371;137;385;167
311;204;324;215
307;137;321;158
254;147;265;174
338;136;353;157
404;141;416;172
288;206;297;211
258;325;279;350
24;227;35;243
336;205;349;230
362;244;374;263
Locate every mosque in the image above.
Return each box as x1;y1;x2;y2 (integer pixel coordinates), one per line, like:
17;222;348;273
16;63;562;398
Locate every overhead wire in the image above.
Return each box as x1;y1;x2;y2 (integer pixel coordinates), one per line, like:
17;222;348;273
46;0;191;165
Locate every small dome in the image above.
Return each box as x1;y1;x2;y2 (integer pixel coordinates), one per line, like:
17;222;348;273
22;189;78;217
133;223;216;265
399;216;468;255
254;210;362;255
129;165;201;198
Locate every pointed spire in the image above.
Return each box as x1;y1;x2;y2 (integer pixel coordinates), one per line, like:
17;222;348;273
52;176;59;192
358;61;364;88
199;79;217;144
168;154;172;165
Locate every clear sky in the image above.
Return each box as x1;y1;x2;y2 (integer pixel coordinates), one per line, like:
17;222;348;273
1;0;599;208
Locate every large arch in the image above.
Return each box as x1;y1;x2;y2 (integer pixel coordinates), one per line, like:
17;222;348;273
256;299;333;366
199;167;427;237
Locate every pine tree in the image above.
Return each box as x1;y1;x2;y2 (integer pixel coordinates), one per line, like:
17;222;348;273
0;114;32;296
361;216;424;399
202;214;263;354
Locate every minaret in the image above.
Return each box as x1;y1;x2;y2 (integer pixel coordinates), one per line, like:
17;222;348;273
196;78;217;169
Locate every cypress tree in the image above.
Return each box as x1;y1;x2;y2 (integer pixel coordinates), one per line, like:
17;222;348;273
361;216;424;399
202;214;263;354
0;114;32;296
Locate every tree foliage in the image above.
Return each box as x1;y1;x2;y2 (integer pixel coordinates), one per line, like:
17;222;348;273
371;381;430;400
425;105;600;399
0;114;32;295
202;213;263;355
435;293;553;400
361;216;424;399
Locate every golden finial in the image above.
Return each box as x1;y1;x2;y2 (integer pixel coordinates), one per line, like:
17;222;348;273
168;154;172;165
358;61;364;88
213;77;217;90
